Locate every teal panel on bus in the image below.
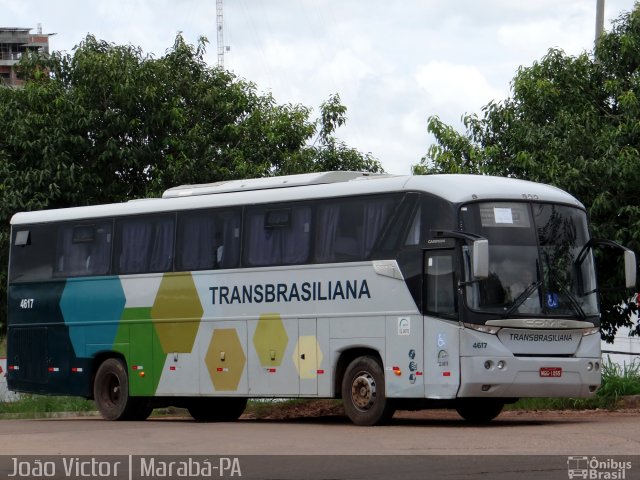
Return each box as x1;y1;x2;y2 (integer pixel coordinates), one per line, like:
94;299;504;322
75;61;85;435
59;277;126;358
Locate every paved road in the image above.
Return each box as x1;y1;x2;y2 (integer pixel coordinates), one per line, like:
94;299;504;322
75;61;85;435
1;410;638;479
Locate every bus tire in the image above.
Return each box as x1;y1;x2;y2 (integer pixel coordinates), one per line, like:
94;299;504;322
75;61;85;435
188;397;248;422
342;355;395;426
94;357;148;421
455;398;504;423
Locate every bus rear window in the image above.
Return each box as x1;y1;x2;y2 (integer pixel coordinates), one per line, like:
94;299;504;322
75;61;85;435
9;224;56;282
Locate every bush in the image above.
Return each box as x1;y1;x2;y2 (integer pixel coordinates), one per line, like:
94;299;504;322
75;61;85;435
507;358;640;411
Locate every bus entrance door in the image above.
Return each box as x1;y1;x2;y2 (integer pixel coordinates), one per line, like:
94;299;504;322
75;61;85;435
422;248;461;399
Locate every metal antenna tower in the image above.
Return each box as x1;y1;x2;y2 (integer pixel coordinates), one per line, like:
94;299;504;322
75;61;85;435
216;0;225;68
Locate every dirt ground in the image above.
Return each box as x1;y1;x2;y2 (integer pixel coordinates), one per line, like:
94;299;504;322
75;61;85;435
240;398;640;421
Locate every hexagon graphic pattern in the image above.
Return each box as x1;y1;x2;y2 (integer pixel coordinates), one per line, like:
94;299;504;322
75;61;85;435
253;313;288;367
60;277;126;357
293;336;323;379
151;273;203;354
206;329;246;391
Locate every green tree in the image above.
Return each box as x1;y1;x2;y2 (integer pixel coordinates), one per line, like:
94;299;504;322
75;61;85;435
0;35;380;334
413;7;640;341
277;93;383;175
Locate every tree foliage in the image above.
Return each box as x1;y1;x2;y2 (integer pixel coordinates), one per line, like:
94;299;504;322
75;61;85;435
414;7;640;341
0;34;381;333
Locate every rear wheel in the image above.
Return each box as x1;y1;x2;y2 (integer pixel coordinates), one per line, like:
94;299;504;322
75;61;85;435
93;358;151;421
188;397;248;422
455;398;504;423
341;356;395;426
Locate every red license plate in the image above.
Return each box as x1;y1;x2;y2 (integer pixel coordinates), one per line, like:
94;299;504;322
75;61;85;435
540;367;562;378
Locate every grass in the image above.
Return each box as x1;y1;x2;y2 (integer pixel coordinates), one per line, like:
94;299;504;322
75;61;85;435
0;394;95;418
0;335;5;357
1;359;638;419
506;358;640;411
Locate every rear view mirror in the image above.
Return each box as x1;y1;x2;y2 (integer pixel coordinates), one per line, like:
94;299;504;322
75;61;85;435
473;239;489;279
624;249;637;289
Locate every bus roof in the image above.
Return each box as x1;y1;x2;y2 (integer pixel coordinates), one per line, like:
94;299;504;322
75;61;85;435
161;171;394;198
10;173;583;225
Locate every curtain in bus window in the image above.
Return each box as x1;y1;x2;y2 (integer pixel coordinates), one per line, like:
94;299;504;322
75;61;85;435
90;225;112;274
284;207;311;263
246;212;277;266
361;198;394;256
119;216;174;274
315;205;340;262
220;212;240;269
246;207;310;266
56;223;111;276
149;217;174;272
178;214;216;271
119;221;152;273
314;198;395;262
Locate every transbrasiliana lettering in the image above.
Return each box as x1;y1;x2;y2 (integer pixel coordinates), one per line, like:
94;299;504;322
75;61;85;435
509;333;573;342
209;280;371;305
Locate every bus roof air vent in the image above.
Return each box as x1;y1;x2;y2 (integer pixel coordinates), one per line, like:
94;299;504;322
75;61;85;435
161;171;394;198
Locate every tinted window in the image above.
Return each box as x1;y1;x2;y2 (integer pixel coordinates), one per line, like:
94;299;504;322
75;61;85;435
315;196;396;262
55;222;112;277
176;209;241;271
9;224;57;282
424;252;457;318
245;205;311;266
115;215;175;274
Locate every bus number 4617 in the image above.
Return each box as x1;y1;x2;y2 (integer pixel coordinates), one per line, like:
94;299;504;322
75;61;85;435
19;299;34;309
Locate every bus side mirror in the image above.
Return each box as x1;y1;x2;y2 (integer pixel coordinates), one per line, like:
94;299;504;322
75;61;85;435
473;239;489;279
624;249;636;288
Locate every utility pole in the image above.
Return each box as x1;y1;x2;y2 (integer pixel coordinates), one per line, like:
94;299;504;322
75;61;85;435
595;0;605;44
217;0;225;68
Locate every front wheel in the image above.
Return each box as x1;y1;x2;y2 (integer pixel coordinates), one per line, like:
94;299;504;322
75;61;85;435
455;398;504;423
93;358;151;421
341;356;395;426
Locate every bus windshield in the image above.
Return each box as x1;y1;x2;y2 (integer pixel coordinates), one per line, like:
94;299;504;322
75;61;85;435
461;202;598;319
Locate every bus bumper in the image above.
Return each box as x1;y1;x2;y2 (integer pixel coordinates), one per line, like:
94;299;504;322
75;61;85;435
457;356;602;398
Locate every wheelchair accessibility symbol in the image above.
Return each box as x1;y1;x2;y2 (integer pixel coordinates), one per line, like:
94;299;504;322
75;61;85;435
546;293;559;309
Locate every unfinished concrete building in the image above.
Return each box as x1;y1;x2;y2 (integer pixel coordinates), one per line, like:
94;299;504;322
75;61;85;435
0;25;55;87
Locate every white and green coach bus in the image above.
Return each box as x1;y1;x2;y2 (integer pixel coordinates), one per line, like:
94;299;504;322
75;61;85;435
6;172;636;425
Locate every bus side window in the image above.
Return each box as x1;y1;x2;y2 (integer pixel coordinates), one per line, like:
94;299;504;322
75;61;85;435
176;209;241;271
55;222;112;277
405;206;422;246
425;253;457;317
315;196;396;262
245;205;311;266
177;212;216;270
116;215;174;274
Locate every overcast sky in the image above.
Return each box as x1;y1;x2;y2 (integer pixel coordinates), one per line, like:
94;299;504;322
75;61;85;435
3;0;637;174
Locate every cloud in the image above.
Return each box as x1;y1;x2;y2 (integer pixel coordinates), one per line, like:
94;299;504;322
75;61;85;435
1;0;637;177
415;62;505;120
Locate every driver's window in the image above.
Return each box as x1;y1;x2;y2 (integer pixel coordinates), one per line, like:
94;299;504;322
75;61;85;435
425;253;457;318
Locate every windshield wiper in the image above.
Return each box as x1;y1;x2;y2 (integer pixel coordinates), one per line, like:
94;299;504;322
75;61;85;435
557;285;587;320
503;281;542;317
